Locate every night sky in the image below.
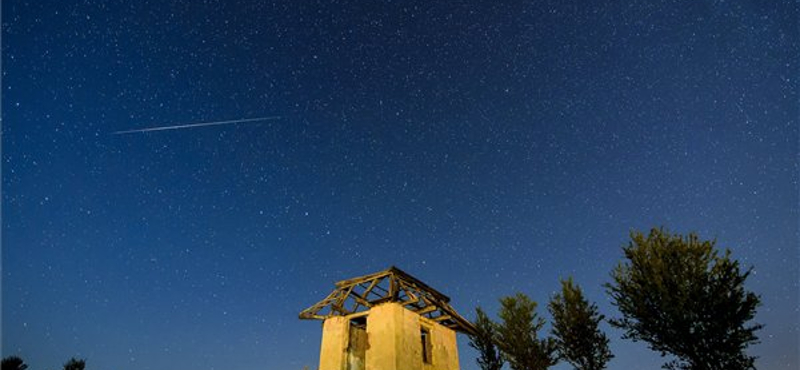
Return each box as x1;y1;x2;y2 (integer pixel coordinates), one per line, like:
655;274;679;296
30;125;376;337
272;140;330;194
3;1;797;370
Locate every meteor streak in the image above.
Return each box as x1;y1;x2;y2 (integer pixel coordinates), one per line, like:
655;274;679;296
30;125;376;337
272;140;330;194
112;116;282;135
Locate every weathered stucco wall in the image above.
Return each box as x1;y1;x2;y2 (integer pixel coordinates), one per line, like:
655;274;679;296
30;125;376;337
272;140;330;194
365;303;401;370
318;303;461;370
319;316;348;370
422;315;459;370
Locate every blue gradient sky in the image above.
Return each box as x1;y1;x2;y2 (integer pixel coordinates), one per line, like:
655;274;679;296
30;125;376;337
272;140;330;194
3;1;797;369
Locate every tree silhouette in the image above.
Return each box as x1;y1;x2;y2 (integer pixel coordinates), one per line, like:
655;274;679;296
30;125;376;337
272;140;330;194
468;307;504;370
2;357;28;370
548;277;612;370
606;228;762;370
495;293;558;370
63;358;85;370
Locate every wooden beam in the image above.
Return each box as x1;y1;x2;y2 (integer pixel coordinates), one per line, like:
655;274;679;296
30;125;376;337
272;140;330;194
348;290;373;308
335;285;355;307
362;277;382;299
371;279;390;294
335;269;392;288
389;274;398;300
330;304;351;315
398;281;418;301
402;296;420;306
387;266;451;303
413;305;439;315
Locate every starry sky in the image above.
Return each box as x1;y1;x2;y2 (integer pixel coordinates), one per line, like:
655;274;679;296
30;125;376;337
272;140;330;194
2;1;797;370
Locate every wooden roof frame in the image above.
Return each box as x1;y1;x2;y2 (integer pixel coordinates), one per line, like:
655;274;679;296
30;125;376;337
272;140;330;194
299;266;476;335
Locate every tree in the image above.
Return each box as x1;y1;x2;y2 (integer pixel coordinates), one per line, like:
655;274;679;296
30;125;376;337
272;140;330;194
469;307;504;370
2;357;28;370
605;228;762;370
548;277;612;370
495;293;558;370
63;358;86;370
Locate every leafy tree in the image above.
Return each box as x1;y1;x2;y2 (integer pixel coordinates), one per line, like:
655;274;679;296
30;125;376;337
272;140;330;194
548;277;612;370
468;307;504;370
63;358;86;370
495;293;558;370
2;356;28;370
605;228;762;370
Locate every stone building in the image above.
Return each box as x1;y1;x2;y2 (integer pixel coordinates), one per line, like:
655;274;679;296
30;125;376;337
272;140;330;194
299;266;476;370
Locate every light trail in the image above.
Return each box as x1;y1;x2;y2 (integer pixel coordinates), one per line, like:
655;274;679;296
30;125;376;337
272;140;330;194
112;116;282;135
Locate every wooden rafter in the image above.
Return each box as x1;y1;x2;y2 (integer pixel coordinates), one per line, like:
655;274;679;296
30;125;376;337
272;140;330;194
299;266;476;335
432;315;452;322
414;305;439;315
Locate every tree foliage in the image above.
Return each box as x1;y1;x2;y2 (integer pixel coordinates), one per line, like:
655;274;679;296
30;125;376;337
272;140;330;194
469;307;504;370
548;277;613;370
1;357;28;370
63;358;86;370
605;228;762;370
495;293;558;370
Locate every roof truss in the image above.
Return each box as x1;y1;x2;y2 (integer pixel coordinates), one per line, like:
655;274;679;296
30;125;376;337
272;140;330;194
299;266;476;335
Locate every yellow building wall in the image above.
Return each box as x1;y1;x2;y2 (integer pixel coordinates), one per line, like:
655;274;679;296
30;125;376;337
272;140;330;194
365;303;402;370
319;316;349;370
422;316;459;370
318;303;461;370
